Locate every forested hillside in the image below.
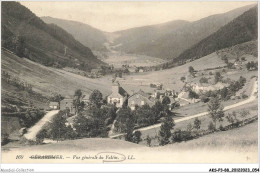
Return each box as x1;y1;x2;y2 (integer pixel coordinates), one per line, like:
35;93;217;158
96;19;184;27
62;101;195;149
174;6;257;63
1;2;104;71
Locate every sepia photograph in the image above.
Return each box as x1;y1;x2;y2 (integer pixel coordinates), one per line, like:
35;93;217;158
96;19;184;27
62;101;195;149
0;0;259;170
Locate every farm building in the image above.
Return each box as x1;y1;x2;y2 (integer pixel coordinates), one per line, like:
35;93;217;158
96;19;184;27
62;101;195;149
81;94;90;105
107;82;128;108
49;102;59;110
60;96;76;114
128;90;155;110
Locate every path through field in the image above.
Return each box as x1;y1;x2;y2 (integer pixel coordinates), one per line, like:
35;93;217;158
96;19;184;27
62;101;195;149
110;78;258;138
24;110;59;140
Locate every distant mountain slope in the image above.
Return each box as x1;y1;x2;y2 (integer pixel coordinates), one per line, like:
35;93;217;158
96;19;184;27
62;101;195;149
1;2;104;71
112;4;255;59
174;6;257;63
41;16;107;51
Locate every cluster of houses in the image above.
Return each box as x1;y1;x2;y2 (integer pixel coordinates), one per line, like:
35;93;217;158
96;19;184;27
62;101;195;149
49;82;179;114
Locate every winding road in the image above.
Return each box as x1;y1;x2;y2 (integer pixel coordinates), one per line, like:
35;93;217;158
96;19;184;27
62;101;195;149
24;110;59;140
110;78;258;138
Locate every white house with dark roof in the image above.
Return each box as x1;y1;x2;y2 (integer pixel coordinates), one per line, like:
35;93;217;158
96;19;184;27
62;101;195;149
49;102;59;110
107;82;128;108
128;90;155;110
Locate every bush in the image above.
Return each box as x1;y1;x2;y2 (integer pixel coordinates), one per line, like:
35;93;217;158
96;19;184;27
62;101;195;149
158;116;175;146
36;129;47;144
193;118;201;130
180;77;186;82
239;110;250;118
199;77;208;84
242;94;248;99
219;124;225;131
145;135;152;147
208;121;215;131
172;129;193;142
132;131;142;144
188;90;199;99
200;95;210;103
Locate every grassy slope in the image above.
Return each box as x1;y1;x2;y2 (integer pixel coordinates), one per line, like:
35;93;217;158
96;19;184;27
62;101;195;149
160;120;258;151
120;52;227;94
2;122;257;163
119;40;257;94
1;50;112;97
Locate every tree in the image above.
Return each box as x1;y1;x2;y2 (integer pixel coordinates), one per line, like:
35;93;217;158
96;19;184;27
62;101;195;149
103;105;117;125
135;104;156;127
207;97;224;128
36;129;47;144
223;56;229;64
73;114;91;137
73;89;83;115
132;131;142;144
226;111;238;126
152;101;165;122
16;36;26;57
158;115;175;146
189;66;195;77
180;76;186;82
246;61;258;71
74;105;108;138
239;110;250;118
145;135;152;147
193;118;201;130
114;107;135;133
239;76;246;86
214;72;222;84
49;111;69;142
188;90;199;99
89;90;103;107
124;118;135;142
186;123;193;132
162;96;171;106
208;121;215;131
50;94;64;102
64;125;77;140
199;77;208;84
220;87;231;101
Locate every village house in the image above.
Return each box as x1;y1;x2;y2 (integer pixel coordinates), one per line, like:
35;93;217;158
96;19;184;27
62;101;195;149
107;82;128;108
128;90;155;110
49;102;59;110
153;89;166;99
60;93;90;114
81;94;90;105
60;96;76;114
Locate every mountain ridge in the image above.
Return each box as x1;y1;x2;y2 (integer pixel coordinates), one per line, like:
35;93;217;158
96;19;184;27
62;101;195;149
111;4;256;59
41;16;108;51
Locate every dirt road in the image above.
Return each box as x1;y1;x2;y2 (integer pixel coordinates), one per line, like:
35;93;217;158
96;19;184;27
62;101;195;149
24;110;59;140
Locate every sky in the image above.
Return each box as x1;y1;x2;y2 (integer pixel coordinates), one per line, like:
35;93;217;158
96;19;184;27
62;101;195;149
21;1;257;32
